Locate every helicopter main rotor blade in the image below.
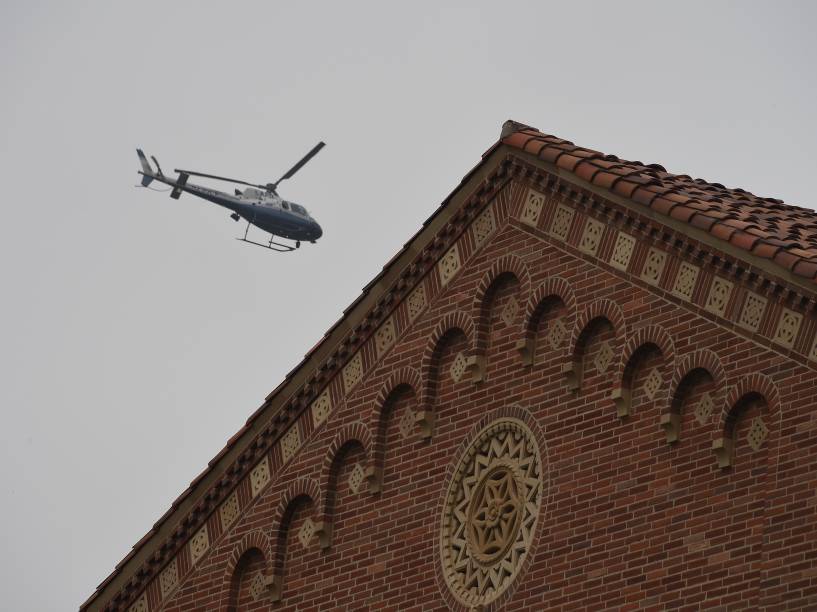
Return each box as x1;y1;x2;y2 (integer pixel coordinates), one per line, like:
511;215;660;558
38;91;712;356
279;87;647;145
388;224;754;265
270;141;325;189
173;169;265;189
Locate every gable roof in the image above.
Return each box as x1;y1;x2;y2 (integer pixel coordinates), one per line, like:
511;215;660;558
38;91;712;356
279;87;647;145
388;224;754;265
82;120;817;611
502;121;817;283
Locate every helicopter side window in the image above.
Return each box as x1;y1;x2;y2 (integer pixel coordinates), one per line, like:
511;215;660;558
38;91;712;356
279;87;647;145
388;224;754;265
291;203;306;216
281;202;290;210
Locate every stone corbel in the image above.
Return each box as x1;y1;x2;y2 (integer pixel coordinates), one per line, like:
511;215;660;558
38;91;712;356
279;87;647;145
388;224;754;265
610;387;631;418
515;338;534;366
365;465;382;494
659;413;681;443
561;362;580;391
313;521;333;550
465;355;485;383
712;437;733;469
266;574;283;602
415;410;434;439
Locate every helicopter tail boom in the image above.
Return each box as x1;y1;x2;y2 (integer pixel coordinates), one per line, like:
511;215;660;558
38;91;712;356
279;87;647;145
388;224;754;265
136;149;155;186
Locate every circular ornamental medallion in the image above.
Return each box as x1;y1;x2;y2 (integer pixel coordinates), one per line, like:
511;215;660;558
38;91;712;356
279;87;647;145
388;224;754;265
440;418;543;607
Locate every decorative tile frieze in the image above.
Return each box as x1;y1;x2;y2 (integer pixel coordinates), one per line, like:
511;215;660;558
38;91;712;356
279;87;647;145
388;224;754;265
250;457;271;498
672;262;699;301
438;244;461;286
219;491;240;530
374;317;397;358
694;392;714;426
348;463;366;494
159;557;178;599
249;572;267;600
311;388;332;428
190;525;209;565
298;517;315;549
547;317;568;350
407;284;427;322
281;425;301;464
128;595;148;612
500;295;519;327
593;341;613;373
342;351;363;393
641;248;667;285
643;368;662;400
450;351;468;383
773;308;802;349
472;205;496;247
578;218;604;256
746;417;769;451
705;276;733;317
398;406;415;439
549;204;574;241
739;292;767;332
521;188;546;226
609;232;636;271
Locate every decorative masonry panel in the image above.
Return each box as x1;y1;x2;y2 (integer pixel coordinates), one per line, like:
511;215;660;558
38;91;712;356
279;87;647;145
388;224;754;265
348;463;366;494
190;526;209;565
249;572;267;601
747;417;769;451
450;351;468;383
549;204;574;241
311;389;332;428
298;517;315;549
593;341;614;374
641;248;667;285
281;425;302;464
407;284;427;321
672;263;699;301
520;188;546;226
128;595;148;612
643;368;663;400
342;351;363;394
398;406;415;439
500;295;520;327
578;218;604;256
694;392;714;426
375;317;397;358
250;457;271;498
609;232;636;271
773;308;802;349
472;205;496;247
159;557;178;599
810;336;817;363
438;244;461;286
547;317;568;350
219;491;240;530
739;292;767;332
705;276;733;317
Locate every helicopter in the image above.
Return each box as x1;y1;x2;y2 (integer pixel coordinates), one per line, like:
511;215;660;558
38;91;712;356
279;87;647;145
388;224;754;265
136;142;325;251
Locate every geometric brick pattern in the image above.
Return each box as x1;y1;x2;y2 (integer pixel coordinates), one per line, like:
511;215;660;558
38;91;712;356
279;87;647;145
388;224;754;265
578;218;604;256
672;263;699;301
298;517;316;549
705;277;734;317
189;526;209;565
348;463;366;494
549;204;574;241
609;232;636;271
694;392;715;426
398;406;415;439
811;336;817;363
593;341;614;374
311;389;332;428
547;317;568;350
472;205;496;247
281;426;301;464
500;295;519;327
439;244;461;287
219;491;240;530
249;572;267;601
520;188;546;226
128;595;148;612
643;368;662;400
746;417;769;452
342;351;364;394
159;557;178;599
773;308;802;349
739;292;767;332
407;284;427;322
375;317;397;358
641;248;667;285
450;351;468;383
250;457;271;498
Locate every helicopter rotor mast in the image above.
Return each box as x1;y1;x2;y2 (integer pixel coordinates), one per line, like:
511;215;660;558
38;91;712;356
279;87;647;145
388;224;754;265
174;141;326;195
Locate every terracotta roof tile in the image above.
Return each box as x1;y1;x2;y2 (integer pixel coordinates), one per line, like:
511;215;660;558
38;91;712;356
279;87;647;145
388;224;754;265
504;123;817;284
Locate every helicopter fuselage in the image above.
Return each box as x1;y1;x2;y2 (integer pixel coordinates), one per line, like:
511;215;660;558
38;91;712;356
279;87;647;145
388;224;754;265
149;174;323;242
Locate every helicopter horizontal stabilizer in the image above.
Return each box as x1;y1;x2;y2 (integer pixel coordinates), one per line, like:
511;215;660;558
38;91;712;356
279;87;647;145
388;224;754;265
170;172;189;199
136;149;154;186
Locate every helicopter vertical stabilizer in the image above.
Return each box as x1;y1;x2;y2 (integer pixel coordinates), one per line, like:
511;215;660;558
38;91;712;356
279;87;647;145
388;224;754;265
136;149;154;186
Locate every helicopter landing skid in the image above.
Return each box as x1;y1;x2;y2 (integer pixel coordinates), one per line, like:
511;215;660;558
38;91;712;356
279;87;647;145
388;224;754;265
236;237;298;252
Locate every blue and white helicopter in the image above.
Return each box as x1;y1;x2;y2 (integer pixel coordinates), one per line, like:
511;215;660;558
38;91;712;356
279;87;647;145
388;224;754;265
136;142;324;251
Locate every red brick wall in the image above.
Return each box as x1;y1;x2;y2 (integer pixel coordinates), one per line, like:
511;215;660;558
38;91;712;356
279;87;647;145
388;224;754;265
154;179;817;611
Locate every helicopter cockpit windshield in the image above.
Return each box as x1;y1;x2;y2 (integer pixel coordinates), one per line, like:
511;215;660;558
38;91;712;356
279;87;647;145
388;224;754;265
291;203;308;217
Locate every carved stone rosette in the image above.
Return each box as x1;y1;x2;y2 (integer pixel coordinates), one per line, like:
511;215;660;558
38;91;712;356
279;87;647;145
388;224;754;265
440;417;543;608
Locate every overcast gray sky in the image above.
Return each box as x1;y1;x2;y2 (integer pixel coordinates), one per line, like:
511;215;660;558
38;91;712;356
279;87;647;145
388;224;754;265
2;2;816;609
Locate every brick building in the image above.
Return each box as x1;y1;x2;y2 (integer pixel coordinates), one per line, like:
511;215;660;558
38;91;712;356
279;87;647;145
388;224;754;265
83;121;817;611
